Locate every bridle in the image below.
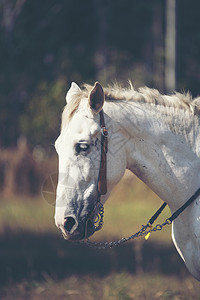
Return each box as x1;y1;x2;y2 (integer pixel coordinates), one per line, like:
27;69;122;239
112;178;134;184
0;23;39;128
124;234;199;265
82;109;200;249
84;109;108;235
97;110;108;196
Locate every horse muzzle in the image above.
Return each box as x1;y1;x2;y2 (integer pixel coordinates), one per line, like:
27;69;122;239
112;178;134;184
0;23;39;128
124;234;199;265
61;215;96;240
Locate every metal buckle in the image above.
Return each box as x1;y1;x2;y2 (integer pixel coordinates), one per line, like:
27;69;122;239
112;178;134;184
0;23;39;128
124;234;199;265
101;127;108;137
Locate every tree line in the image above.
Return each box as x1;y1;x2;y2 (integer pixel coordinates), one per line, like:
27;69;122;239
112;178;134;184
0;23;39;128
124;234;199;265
0;0;200;150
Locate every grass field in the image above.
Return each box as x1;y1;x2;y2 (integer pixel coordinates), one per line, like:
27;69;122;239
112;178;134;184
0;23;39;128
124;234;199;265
0;172;200;299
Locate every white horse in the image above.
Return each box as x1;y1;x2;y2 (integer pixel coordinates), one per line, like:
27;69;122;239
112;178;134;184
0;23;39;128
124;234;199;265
55;81;200;280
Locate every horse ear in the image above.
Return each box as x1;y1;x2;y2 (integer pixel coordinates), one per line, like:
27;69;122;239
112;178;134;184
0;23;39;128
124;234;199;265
66;82;81;103
88;82;105;114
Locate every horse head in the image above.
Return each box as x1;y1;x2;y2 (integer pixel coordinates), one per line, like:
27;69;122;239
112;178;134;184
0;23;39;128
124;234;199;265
54;82;126;240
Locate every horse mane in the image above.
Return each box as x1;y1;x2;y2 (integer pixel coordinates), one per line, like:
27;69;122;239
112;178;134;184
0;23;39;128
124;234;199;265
61;82;200;129
84;83;200;111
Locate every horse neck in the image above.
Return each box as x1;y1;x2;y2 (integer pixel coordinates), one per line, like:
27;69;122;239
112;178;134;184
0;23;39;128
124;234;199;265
105;100;200;211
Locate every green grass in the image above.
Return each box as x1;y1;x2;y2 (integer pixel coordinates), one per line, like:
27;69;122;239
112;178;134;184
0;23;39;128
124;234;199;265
0;195;56;235
0;171;172;243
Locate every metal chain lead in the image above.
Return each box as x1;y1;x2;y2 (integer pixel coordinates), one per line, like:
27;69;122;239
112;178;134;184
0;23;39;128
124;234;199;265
80;186;200;249
80;217;172;249
94;201;104;232
81;186;200;249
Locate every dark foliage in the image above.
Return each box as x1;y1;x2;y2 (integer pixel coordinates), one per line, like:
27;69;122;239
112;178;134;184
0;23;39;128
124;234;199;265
0;0;200;148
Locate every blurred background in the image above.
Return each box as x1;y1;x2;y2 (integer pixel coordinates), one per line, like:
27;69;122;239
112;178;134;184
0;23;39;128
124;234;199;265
1;0;200;299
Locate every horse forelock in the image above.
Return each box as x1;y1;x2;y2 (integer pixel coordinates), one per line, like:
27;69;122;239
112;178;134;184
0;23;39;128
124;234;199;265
61;91;84;130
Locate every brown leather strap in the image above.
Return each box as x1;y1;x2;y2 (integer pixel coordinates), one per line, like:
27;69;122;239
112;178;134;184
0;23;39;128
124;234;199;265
98;110;108;195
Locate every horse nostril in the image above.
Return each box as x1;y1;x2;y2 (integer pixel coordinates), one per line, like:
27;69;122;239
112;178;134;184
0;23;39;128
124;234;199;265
64;217;76;233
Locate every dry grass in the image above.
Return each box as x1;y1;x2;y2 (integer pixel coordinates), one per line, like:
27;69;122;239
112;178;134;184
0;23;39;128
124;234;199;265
1;273;200;300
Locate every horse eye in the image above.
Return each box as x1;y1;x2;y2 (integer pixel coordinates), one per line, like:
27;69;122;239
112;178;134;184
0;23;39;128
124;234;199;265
75;142;90;155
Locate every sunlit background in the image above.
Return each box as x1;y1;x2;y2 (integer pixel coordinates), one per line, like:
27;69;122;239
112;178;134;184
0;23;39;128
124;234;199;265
0;0;200;299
